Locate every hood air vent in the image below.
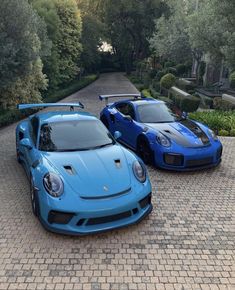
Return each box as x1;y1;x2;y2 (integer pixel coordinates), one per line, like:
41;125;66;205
64;165;76;175
114;159;121;169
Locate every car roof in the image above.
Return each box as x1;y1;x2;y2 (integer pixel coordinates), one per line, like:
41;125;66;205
114;98;164;107
32;110;97;124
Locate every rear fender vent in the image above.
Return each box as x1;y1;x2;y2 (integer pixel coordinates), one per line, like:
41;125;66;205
64;165;76;175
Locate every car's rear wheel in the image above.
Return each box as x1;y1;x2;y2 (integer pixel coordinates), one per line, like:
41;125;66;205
100;115;109;130
137;139;154;165
30;177;40;217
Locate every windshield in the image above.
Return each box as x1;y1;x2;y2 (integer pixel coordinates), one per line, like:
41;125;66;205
39;120;115;152
137;103;177;123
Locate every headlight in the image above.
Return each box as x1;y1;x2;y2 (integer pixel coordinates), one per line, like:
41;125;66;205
133;160;146;183
43;172;64;197
208;129;218;140
156;133;171;147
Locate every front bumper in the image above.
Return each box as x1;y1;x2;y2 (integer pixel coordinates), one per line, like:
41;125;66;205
153;141;222;171
38;185;152;235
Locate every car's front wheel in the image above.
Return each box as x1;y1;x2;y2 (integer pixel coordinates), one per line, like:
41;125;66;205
30;177;40;217
137;138;154;165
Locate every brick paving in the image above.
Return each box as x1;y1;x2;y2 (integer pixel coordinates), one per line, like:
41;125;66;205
0;73;234;290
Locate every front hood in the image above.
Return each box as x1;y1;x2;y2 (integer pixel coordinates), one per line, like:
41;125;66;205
146;119;210;147
41;145;131;198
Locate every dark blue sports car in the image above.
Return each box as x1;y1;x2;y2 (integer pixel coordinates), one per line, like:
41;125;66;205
99;94;223;171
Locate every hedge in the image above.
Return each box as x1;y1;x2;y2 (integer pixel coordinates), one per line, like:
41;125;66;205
160;73;176;89
213;97;235;111
174;94;200;112
229;71;235;89
189;111;235;136
0;74;98;128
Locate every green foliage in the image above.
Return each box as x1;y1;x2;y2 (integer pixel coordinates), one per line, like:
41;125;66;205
174;94;200;112
218;129;229;136
141;89;152;98
0;0;48;109
230;129;235;137
188;0;235;69
149;0;192;63
152;80;161;92
103;0;165;73
155;70;166;81
213;97;235;111
175;64;187;76
160;73;176;89
189;111;235;135
54;0;82;84
79;14;103;72
44;74;98;102
176;78;195;92
0;74;98;128
229;72;235;89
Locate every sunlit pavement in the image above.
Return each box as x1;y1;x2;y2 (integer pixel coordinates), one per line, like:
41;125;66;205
0;73;234;290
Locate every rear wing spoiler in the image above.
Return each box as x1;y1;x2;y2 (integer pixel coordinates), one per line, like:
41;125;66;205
99;93;142;106
17;102;84;111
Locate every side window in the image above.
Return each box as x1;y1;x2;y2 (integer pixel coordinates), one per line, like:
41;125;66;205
30;117;39;146
116;103;136;120
127;104;135;120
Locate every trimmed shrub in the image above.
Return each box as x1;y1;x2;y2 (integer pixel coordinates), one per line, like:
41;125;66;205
160;73;176;90
174;94;200;112
164;61;175;68
218;129;229;136
176;64;187;76
141;89;152;98
176;78;195;92
203;96;213;108
213;97;235;111
229;71;235;89
230;129;235;136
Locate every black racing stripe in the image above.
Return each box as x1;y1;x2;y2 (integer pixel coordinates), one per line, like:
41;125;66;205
179;120;210;145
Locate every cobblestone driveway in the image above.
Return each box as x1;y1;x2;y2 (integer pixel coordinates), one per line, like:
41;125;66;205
0;73;234;290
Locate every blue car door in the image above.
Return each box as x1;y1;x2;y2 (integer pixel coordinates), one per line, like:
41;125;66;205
113;102;140;148
20;117;40;177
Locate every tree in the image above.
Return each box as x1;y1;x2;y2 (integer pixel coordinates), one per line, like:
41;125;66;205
32;0;83;89
103;0;165;74
77;0;105;72
188;0;235;69
149;0;193;64
54;0;82;84
0;0;48;109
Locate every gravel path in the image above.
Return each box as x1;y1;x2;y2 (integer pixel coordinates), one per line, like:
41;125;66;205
0;72;234;290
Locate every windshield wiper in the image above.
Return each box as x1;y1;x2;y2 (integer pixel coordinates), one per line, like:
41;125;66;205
93;142;114;149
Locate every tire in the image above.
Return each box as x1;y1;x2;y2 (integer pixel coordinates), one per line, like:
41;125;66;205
30;177;40;217
100;115;109;130
137;138;154;165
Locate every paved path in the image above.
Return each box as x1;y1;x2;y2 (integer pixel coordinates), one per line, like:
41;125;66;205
0;73;234;290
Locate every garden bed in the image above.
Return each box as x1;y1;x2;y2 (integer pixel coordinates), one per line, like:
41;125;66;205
0;74;98;128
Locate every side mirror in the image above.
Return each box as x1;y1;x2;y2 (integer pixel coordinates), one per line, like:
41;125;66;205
181;111;188;119
124;115;133;122
20;138;33;150
114;131;122;140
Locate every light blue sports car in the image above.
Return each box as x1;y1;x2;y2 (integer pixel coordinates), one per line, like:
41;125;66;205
16;103;152;235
